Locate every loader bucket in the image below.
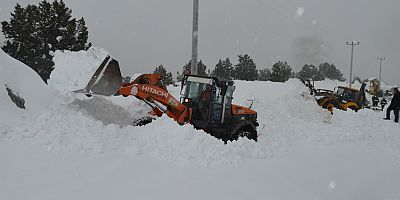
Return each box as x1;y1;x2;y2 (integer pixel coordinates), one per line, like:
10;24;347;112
76;55;122;96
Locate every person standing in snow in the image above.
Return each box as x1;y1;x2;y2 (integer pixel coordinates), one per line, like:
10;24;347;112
383;88;400;123
372;95;379;107
381;98;387;111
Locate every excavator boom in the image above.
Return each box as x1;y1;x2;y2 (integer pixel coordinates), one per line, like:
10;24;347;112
119;82;191;125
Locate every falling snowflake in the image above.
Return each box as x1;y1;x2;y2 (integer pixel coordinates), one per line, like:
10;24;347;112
253;37;259;43
328;181;336;191
296;7;305;17
312;20;317;25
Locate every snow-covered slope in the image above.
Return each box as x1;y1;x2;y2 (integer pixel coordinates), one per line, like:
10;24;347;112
0;49;53;125
1;48;399;200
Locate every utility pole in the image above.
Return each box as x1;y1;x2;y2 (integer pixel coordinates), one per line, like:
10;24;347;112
377;57;385;83
346;41;359;88
191;0;199;75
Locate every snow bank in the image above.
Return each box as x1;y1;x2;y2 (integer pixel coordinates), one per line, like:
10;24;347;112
2;77;336;165
48;47;110;94
0;49;52;125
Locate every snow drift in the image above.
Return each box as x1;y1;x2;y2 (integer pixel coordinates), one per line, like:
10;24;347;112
0;49;53;125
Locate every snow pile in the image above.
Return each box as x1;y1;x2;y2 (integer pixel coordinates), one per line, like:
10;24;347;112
48;47;110;94
47;46;151;126
3;76;335;165
0;49;53;125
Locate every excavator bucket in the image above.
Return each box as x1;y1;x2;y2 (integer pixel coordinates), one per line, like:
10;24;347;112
75;55;122;96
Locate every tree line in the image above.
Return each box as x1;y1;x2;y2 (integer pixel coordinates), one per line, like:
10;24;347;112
152;55;346;86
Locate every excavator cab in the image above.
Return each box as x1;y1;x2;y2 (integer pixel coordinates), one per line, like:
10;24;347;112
181;75;230;123
335;85;366;108
180;75;258;141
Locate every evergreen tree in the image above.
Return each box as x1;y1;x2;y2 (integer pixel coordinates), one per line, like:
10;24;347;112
153;65;173;85
197;60;207;76
234;54;258;81
178;60;208;80
318;62;345;81
298;64;325;81
290;71;298;78
1;0;91;82
353;76;362;84
270;61;292;82
73;17;91;51
176;71;183;82
258;69;271;81
212;58;234;80
181;61;191;77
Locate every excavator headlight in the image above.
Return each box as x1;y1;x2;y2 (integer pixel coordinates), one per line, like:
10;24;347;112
131;85;138;95
184;98;192;103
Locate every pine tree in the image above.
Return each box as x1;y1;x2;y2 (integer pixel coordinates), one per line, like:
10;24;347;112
178;60;208;80
1;0;91;82
212;58;234;80
318;62;345;81
73;17;91;51
258;69;271;81
270;61;292;82
290;71;298;78
353;76;362;84
176;71;183;82
298;64;325;81
153;65;173;85
234;54;258;81
197;60;207;76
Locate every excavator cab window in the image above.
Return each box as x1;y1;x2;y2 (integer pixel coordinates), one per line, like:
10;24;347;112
337;87;345;97
181;76;213;100
181;76;215;121
211;86;223;123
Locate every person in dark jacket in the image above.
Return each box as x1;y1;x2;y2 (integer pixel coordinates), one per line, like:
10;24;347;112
384;88;400;123
372;95;379;107
381;98;387;111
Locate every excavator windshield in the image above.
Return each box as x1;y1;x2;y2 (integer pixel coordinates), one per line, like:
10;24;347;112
336;87;360;102
181;76;214;102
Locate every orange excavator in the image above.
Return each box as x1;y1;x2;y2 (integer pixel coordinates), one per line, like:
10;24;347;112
76;55;258;142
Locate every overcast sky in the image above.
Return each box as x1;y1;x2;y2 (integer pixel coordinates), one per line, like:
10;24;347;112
1;0;399;85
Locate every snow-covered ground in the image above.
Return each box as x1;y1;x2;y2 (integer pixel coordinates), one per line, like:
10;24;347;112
1;48;400;200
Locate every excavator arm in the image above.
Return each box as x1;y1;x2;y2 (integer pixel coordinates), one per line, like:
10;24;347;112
118;74;192;125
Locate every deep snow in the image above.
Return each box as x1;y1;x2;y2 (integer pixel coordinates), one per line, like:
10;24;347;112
0;49;53;125
1;48;400;200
